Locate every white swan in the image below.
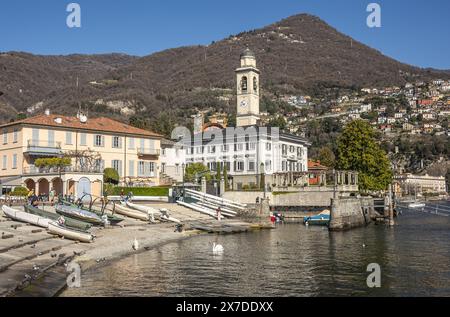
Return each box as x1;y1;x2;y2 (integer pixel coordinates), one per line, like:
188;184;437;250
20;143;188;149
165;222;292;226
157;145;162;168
132;238;139;251
212;242;224;254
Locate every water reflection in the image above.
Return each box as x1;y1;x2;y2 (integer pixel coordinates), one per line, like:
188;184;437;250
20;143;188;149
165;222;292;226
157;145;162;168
62;211;450;297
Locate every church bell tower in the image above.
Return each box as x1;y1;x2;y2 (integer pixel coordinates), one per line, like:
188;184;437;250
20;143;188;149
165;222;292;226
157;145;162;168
236;48;260;127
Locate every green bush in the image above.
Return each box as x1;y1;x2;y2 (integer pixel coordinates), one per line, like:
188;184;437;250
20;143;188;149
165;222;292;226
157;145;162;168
11;186;29;197
104;168;120;185
108;186;170;197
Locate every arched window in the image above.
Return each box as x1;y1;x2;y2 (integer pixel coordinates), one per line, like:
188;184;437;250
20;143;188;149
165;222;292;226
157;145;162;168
253;77;258;93
241;76;248;92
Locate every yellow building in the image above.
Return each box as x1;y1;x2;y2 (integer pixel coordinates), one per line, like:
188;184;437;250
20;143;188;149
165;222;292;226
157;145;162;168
0;112;162;199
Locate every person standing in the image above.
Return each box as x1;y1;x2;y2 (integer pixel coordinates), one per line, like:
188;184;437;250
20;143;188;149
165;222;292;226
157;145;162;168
49;188;55;206
216;207;222;222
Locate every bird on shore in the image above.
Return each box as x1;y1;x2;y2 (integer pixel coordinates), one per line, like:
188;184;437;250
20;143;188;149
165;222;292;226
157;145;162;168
212;242;224;255
132;238;139;251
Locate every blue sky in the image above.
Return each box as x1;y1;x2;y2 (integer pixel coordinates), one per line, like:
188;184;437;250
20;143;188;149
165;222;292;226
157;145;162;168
0;0;449;69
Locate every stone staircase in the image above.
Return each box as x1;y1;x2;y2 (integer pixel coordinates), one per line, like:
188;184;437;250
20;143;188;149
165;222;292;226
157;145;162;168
159;173;177;186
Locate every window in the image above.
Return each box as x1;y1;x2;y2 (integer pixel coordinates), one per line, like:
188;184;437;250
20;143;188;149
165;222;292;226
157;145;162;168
129;160;135;177
208;146;216;154
253;77;258;93
196;146;203;154
138;161;145;176
48;130;55;147
95;159;105;171
290;146;295;153
282;161;286;171
138;162;155;177
112;136;121;149
128;138;135;150
162;149;166;156
266;143;272;151
80;133;87;146
13;129;18;143
112;160;122;177
12;154;17;169
94;135;104;147
265;160;272;172
282;145;288;155
235;143;243;151
235;161;245;172
297;147;303;157
2;129;7;144
2;155;6;170
248;161;256;172
221;145;229;152
241;76;248;92
32;128;39;146
66;132;73;145
248;143;256;151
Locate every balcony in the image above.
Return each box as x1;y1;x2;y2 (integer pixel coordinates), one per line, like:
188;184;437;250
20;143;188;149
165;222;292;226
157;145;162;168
23;165;103;175
25;140;62;156
137;148;160;157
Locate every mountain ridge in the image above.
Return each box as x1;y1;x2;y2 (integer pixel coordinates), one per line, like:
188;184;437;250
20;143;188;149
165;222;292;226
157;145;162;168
1;13;449;124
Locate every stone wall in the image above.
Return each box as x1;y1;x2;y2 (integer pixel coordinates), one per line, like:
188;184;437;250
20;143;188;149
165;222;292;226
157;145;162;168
329;197;373;231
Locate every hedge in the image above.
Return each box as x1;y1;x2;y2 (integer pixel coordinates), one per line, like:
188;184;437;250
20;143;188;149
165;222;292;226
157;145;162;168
10;186;29;197
108;186;170;197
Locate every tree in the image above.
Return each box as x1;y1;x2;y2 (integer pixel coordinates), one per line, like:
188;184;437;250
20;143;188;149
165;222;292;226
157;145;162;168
223;165;229;191
317;146;336;168
184;163;211;183
337;120;393;191
104;168;120;185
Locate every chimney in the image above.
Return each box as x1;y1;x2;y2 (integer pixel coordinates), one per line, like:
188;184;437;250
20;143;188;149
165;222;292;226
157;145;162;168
44;109;51;116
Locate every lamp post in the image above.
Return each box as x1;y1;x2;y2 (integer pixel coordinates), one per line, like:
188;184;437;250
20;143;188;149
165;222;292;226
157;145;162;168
182;163;186;200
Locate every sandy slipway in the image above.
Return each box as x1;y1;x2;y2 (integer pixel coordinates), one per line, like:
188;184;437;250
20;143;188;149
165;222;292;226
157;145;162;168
0;203;272;297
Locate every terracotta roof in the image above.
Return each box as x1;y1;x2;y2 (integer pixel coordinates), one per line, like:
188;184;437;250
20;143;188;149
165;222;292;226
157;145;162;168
308;160;328;170
0;114;162;138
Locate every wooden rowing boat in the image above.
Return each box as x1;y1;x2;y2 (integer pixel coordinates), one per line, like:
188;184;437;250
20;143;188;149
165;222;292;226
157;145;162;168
2;205;51;228
61;200;124;225
24;205;92;231
48;221;95;243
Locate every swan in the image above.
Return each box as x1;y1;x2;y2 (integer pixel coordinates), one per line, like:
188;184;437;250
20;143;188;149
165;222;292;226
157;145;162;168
132;238;139;251
212;242;224;254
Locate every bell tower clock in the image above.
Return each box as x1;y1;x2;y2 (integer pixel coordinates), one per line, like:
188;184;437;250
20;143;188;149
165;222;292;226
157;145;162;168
236;48;260;127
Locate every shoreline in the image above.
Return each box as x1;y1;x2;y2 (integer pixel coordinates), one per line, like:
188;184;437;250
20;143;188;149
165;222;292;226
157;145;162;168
1;202;273;297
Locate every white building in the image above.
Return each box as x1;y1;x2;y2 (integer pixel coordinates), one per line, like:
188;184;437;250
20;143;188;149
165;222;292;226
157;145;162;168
183;49;310;190
395;174;447;195
160;139;185;184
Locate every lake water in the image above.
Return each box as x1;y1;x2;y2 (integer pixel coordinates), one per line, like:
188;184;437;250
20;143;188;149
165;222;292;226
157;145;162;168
62;204;450;297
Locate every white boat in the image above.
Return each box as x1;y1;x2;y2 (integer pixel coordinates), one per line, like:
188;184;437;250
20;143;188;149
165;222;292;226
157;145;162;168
115;204;151;221
408;202;426;209
48;221;95;243
159;209;181;224
2;205;51;229
126;201;161;217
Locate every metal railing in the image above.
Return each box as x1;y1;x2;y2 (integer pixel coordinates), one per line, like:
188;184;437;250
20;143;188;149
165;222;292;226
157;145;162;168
137;148;160;156
27;140;62;149
23;165;103;175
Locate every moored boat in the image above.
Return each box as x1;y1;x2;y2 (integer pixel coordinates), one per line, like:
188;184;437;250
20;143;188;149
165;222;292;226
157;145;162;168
60;199;124;225
48;221;95;243
2;205;51;228
24;205;92;231
55;204;105;226
303;210;330;226
408;202;426;209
